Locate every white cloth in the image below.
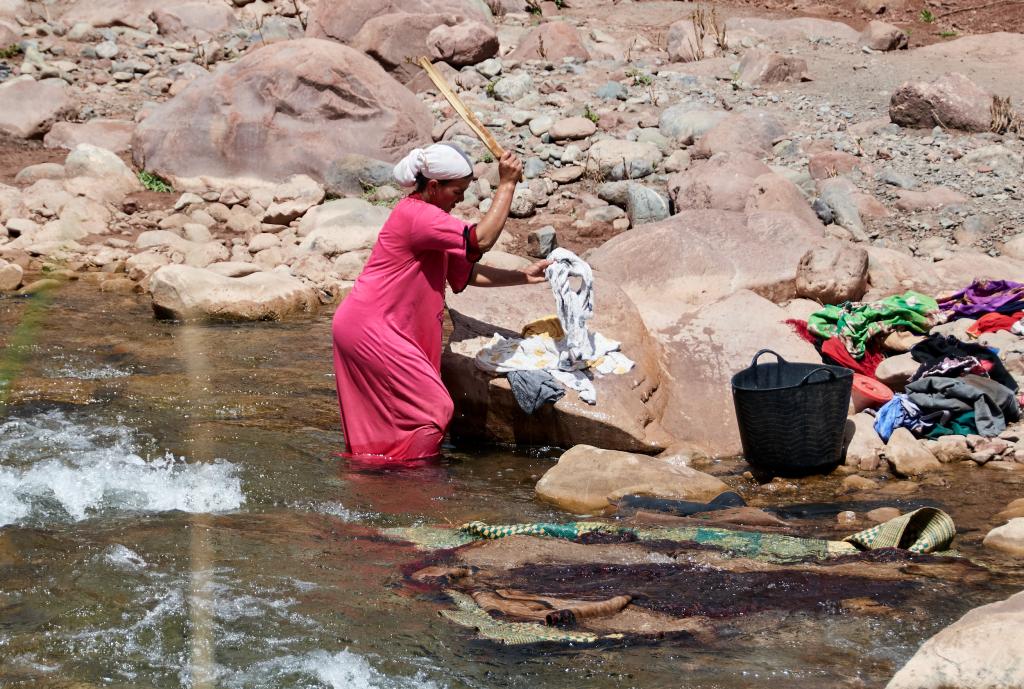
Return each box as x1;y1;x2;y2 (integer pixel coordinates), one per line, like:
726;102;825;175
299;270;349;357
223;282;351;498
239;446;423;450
473;249;634;405
474;333;634;405
1014;320;1024;336
393;144;473;188
544;248;595;368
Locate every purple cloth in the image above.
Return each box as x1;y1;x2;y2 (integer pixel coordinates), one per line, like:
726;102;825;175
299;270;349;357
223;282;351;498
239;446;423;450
940;280;1024;319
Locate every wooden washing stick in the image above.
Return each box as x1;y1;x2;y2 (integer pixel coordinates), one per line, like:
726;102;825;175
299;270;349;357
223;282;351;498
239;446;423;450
417;56;508;160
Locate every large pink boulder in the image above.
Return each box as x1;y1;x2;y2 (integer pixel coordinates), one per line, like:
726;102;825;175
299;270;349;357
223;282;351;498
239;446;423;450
306;0;490;43
509;21;591;62
668;152;771;213
890;72;993;133
657;290;822;457
588;209;826;331
0;77;73;139
152;2;239;42
442;271;671;452
132;39;433;184
350;13;458;83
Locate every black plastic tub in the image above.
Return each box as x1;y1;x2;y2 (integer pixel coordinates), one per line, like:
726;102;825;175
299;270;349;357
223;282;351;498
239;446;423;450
731;349;853;474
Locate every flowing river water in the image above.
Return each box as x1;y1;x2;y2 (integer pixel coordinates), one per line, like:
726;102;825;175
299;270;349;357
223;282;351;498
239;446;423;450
1;280;1022;689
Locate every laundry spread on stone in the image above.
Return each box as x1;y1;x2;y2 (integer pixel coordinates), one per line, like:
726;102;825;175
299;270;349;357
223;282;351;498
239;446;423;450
939;279;1024;320
808;291;941;360
474;248;634;406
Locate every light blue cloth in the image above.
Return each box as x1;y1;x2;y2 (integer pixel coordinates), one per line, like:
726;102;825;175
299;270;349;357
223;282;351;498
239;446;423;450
874;394;925;442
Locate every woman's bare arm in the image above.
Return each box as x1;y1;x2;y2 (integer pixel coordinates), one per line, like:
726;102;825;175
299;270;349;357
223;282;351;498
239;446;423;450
469;260;551;287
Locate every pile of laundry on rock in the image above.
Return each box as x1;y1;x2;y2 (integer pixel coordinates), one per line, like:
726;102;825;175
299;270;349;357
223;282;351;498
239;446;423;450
790;279;1024;440
474;248;634;411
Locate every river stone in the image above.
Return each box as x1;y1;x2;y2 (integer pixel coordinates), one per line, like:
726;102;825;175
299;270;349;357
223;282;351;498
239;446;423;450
0;76;73;139
996;498;1024;522
535;444;729;514
693;111;787;158
668;152;772;213
932;435;971;463
983;518;1024;556
305;0;491;44
14;163;65;185
659;106;728;144
548;116;597;142
150;265;317;321
889;72;993;133
322;154;396;197
351;13;459;83
735;50;809;87
443;274;670;452
625;185;669;227
817;177;867;241
585;140;662;181
132;39;433;184
867;507;901;522
845;412;884;470
509;21;590;62
887;589;1024;689
874;352;916;392
745;173;824;232
859;20;907;51
795;243;868;305
0;259;23;290
492;72;533;102
526;225;556;258
152;2;239;42
297;198;390;238
840;474;879;493
885;428;941;477
43;120;135;153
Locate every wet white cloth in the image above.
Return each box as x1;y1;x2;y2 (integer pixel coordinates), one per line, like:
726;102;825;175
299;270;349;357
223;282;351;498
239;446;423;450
393;144;473;188
473;249;633;405
474;332;634;405
545;247;595;368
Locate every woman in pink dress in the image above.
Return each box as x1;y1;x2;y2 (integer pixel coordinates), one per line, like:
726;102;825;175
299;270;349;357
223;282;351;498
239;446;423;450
332;144;549;462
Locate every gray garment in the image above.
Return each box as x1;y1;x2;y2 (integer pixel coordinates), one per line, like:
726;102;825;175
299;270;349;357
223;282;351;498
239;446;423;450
906;374;1020;437
507;369;566;414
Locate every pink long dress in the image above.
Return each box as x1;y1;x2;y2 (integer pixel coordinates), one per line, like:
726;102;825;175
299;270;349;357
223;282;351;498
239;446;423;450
331;195;478;461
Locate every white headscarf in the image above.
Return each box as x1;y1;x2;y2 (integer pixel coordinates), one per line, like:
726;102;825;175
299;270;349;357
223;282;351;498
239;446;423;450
393;143;474;188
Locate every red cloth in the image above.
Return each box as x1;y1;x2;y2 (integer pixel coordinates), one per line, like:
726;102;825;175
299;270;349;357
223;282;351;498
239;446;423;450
967;311;1023;337
331;196;479;461
821;336;885;378
785;319;819;345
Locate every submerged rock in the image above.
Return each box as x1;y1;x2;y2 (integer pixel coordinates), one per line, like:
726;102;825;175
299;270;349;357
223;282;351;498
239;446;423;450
887;589;1024;689
535;444;729;513
150;265;317;321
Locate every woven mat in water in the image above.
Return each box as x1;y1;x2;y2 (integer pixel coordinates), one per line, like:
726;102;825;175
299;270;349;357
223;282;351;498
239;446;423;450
385;508;956;559
440;590;625;646
843;507;956;554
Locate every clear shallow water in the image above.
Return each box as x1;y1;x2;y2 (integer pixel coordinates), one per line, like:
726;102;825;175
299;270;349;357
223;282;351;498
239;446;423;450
0;283;1021;689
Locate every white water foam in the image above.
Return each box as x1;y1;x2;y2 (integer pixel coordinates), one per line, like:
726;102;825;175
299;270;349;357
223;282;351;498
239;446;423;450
305;501;375;523
52;363;132;380
0;409;244;527
222;650;446;689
